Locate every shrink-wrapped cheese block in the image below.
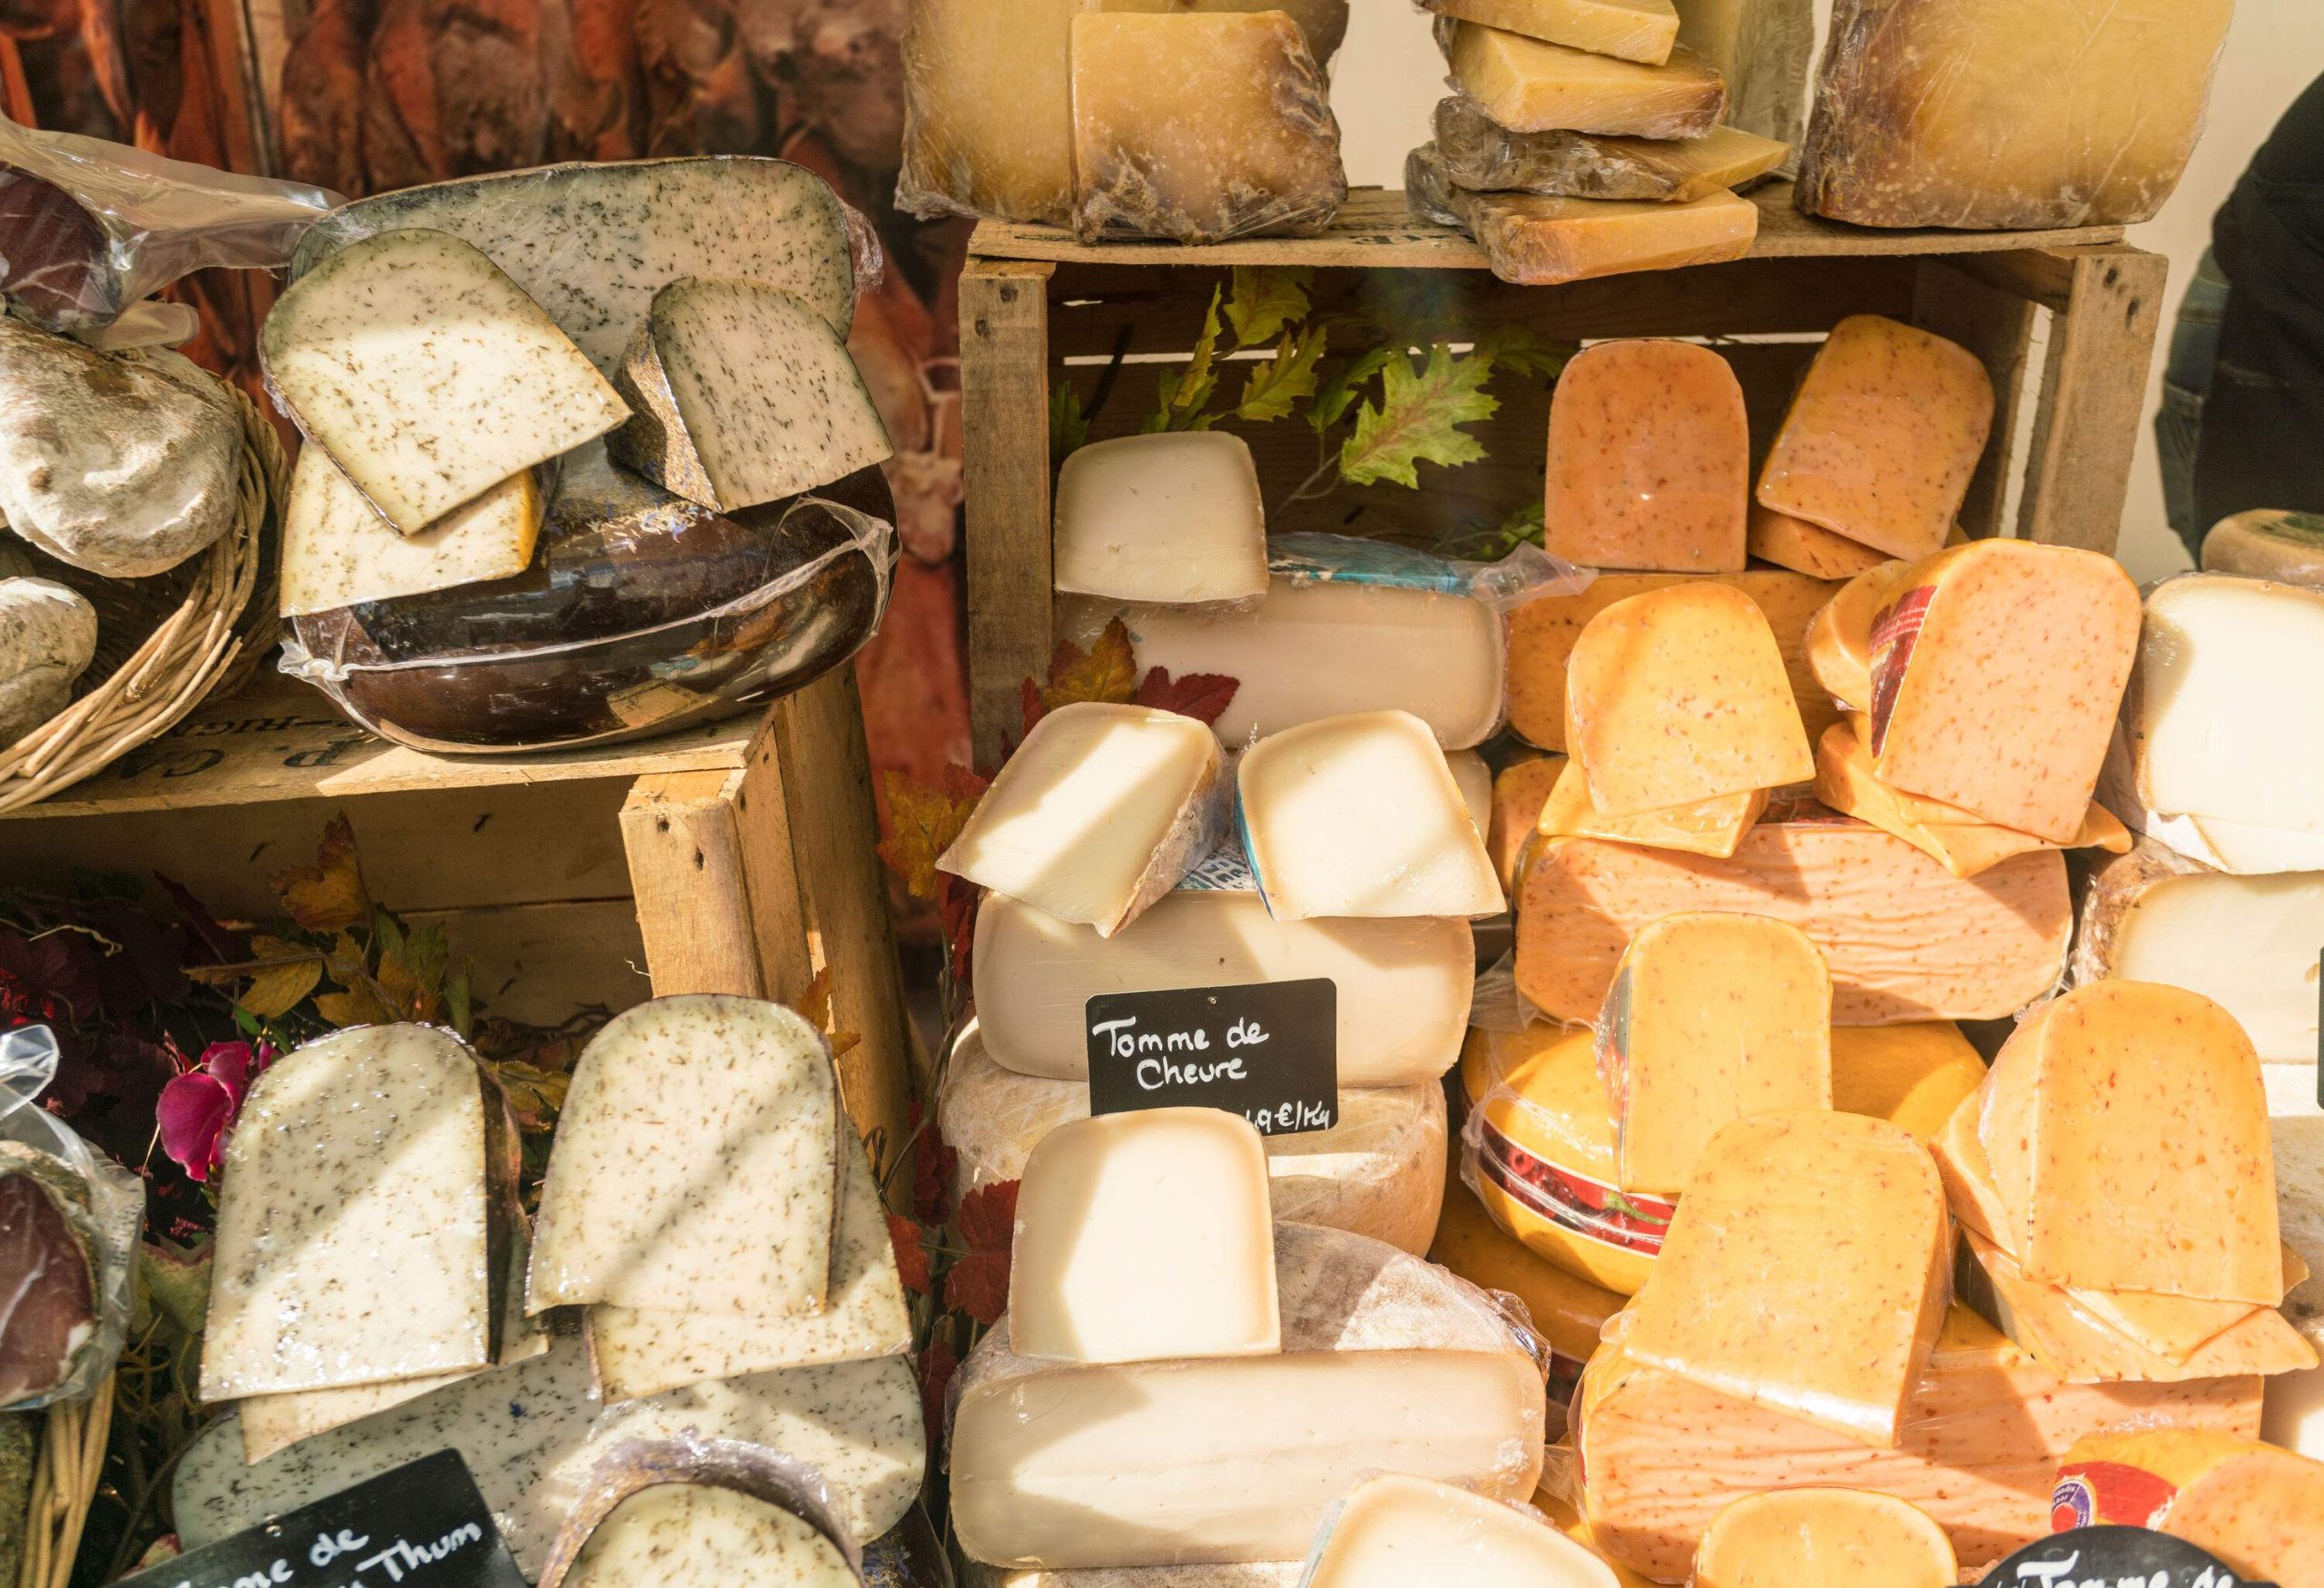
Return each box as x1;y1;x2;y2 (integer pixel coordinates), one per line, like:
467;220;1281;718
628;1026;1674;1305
1443;21;1725;138
1053;434;1267;605
1422;0;1677;65
0;577;97;746
1517;811;2072;1024
2073;842;2324;1065
1237;711;1503;921
1011;1110;1281;1365
1303;1474;1620;1586
1797;0;2232;230
1457;190;1759;288
2053;1429;2324;1585
1431;98;1787;200
941;1026;1446;1256
527;996;842;1316
1564;584;1811;814
1756;317;1993;561
948;1223;1548;1568
1508;569;1837;752
1597;914;1831;1197
973;890;1472;1086
1574;1307;2265;1580
1745;504;1886;581
941;703;1225;936
551;1478;856;1588
1545;341;1748;575
1816;721;2131;880
1490;754;1565;892
1690;1489;1955;1587
1068;14;1345;245
1848;540;2140;842
1620;1111;1950;1445
1431;1171;1622;1376
279;446;543;617
1801;557;1914;713
1536;760;1766;861
1449;750;1493;841
898;0;1090;226
261;230;627;534
174;1336;924;1577
1670;0;1813;148
2203;508;2324;587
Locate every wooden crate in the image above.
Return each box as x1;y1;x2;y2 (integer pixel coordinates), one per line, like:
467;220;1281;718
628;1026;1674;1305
0;669;917;1177
959;184;2168;764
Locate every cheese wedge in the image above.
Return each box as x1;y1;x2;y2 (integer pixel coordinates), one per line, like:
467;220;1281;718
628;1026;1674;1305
2053;1429;2324;1586
527;996;840;1317
1443;20;1725;137
1756;316;1993;561
1545;340;1748;574
1746;503;1887;581
1432;98;1787;200
1691;1489;1955;1587
2068;1246;2309;1366
261;229;626;533
1423;0;1677;65
1490;753;1565;891
202;1025;491;1400
554;1482;856;1588
1815;720;2132;878
940;702;1225;937
1517;813;2071;1025
1458;190;1759;287
1597;913;1830;1197
1536;758;1766;860
1564;583;1811;814
1508;568;1838;752
1010;1110;1281;1365
1449;748;1493;841
1430;1170;1622;1368
2203;508;2324;587
279;446;541;616
1672;0;1814;147
1803;557;1917;712
1053;433;1267;605
1305;1474;1620;1586
1534;1489;1658;1588
1236;711;1503;920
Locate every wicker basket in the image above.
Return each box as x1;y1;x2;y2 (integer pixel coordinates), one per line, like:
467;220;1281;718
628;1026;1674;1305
13;1376;111;1588
0;381;284;814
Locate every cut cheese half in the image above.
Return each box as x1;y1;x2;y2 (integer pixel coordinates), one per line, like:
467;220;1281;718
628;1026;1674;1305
1691;1488;1955;1587
202;1025;491;1400
2202;508;2324;587
1457;189;1759;287
1010;1110;1281;1365
2054;1429;2324;1586
1621;1110;1950;1446
1536;757;1766;860
527;995;840;1316
1423;0;1677;66
1053;432;1266;604
1544;340;1748;574
1802;557;1917;713
1507;568;1839;752
1443;20;1725;137
279;445;541;616
1490;753;1564;892
940;702;1225;936
1597;912;1832;1197
1756;316;1993;561
556;1483;855;1588
1564;582;1811;814
1236;710;1503;920
1746;504;1889;581
261;228;626;533
1305;1474;1620;1586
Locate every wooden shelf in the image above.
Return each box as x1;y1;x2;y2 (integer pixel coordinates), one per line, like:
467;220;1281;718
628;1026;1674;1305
967;183;2130;271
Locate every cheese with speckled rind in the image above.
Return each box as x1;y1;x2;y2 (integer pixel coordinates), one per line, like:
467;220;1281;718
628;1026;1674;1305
558;1484;857;1588
2053;1428;2324;1585
261;229;627;534
1690;1488;1955;1587
1546;340;1748;574
1747;504;1887;580
1305;1474;1620;1586
1536;758;1766;860
202;1025;491;1401
279;445;541;617
527;995;840;1316
1489;754;1563;892
1443;20;1725;137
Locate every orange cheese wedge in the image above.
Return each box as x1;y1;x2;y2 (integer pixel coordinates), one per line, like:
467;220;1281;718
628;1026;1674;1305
1691;1488;1956;1587
1536;757;1767;860
1545;340;1748;575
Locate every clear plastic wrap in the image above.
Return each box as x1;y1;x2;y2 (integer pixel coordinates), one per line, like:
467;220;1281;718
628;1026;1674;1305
1546;340;1748;576
281;468;897;754
1800;0;2232;230
1403;145;1468;230
2052;1428;2324;1586
2203;509;2324;588
939;1021;1447;1257
1671;0;1814;151
1689;1488;1956;1585
961;1559;1301;1587
1300;1471;1622;1582
863;1507;955;1588
0;115;335;332
0;1026;141;1411
1431;96;1788;201
1534;761;1767;860
1462;189;1758;288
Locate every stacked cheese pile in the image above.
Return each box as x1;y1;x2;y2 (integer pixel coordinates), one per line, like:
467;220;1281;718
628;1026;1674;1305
1403;0;1809;285
178;998;926;1577
898;0;1348;242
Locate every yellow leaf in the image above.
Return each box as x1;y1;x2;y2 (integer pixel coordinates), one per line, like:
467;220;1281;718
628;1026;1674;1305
272;814;371;932
375;945;441;1023
793;967;863;1060
1041;618;1137;713
312;989;391;1028
238;959;322;1020
874;765;989;901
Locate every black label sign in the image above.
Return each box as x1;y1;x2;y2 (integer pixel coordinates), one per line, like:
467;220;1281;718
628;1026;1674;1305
119;1452;527;1588
1977;1526;2272;1587
1086;978;1338;1135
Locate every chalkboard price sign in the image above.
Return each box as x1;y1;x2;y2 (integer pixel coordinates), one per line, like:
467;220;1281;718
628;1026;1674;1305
117;1451;527;1588
1086;978;1338;1134
1977;1525;2273;1587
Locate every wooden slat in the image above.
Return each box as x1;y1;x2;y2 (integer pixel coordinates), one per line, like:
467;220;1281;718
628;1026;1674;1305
1912;260;2040;541
971;184;2128;272
425;899;652;1026
2015;247;2169;553
961;259;1058;770
620;769;766;1000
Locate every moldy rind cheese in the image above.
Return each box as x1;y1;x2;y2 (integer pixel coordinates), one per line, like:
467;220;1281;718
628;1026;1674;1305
2203;508;2324;587
1690;1488;1956;1587
1756;316;1993;561
1431;99;1786;202
1544;340;1748;574
2053;1429;2324;1585
1537;759;1766;860
1516;813;2072;1026
1817;721;2131;879
1596;913;1831;1198
1443;20;1726;138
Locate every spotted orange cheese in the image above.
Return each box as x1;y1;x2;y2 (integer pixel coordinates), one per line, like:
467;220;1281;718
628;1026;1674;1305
1544;340;1748;574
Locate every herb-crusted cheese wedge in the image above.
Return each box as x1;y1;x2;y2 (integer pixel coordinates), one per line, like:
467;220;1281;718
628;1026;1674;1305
277;443;543;617
609;278;893;513
261;228;626;534
558;1484;859;1588
528;995;842;1317
201;1025;493;1400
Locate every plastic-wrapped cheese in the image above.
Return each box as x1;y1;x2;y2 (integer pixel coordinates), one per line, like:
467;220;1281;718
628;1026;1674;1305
1798;0;2232;229
1671;0;1813;148
2203;509;2324;587
1423;0;1677;65
1302;1474;1620;1586
1489;754;1563;892
1536;759;1766;861
1544;340;1748;575
940;1027;1446;1257
948;1222;1548;1569
1443;20;1724;138
1053;434;1266;605
547;1473;858;1588
1431;1169;1621;1371
2053;1429;2324;1585
972;891;1472;1088
1746;504;1887;581
1431;98;1787;201
1453;189;1759;287
1690;1488;1955;1588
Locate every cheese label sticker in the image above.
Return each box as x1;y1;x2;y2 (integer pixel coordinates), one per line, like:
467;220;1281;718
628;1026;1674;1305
1980;1524;2270;1587
1086;978;1338;1134
117;1450;526;1588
